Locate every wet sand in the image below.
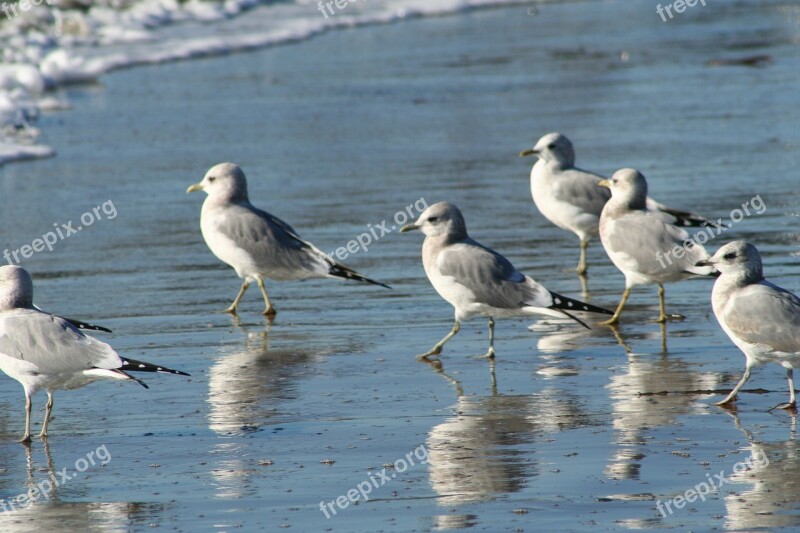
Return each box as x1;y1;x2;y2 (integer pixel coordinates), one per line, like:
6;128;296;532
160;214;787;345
0;1;799;531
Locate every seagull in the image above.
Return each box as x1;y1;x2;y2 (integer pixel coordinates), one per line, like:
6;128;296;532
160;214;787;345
187;163;389;316
597;168;715;325
520;133;713;274
0;265;190;442
400;201;613;358
697;241;800;409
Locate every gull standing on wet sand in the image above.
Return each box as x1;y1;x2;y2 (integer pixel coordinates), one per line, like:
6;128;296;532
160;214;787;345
0;265;189;442
597;168;715;325
187;163;389;316
520;133;712;274
697;241;800;409
400;201;613;359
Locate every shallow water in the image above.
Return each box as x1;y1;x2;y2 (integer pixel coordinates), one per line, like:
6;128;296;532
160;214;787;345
0;1;799;531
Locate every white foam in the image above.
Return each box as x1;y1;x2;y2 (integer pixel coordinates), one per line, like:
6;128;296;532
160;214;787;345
0;0;532;165
0;142;55;165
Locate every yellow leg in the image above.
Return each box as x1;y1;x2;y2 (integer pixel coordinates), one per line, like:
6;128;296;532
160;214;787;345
716;366;751;406
657;284;668;323
577;238;589;275
39;392;53;438
418;321;460;359
769;368;798;411
600;287;631;326
486;318;496;358
20;394;32;443
656;284;685;322
256;277;277;317
471;318;497;359
224;280;250;314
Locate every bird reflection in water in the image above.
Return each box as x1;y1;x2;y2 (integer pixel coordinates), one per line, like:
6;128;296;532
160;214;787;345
528;316;595;355
605;330;719;480
723;412;800;530
0;441;164;532
207;318;327;499
420;358;592;528
207;318;327;435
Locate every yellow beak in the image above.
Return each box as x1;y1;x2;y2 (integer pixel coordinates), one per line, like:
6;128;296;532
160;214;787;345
597;179;611;188
186;183;203;193
399;223;419;233
519;148;537;158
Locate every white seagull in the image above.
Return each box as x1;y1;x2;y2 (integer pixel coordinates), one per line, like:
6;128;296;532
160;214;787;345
520;132;712;274
400;201;613;358
597;168;715;325
0;265;189;442
697;241;800;409
187;163;389;316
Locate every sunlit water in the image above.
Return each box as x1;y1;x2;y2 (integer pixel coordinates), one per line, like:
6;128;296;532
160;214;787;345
0;1;799;531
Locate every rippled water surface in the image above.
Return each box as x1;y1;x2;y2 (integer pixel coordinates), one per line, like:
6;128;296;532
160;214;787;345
0;1;799;531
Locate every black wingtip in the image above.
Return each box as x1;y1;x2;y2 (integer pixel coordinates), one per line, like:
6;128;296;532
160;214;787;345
122;358;190;377
659;207;718;229
112;368;149;388
62;317;113;333
359;276;392;289
549;291;614;316
329;265;391;289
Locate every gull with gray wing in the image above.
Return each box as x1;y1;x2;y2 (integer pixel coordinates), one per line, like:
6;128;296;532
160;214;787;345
697;241;800;409
520;133;713;274
400;201;612;359
0;265;189;442
597;169;715;325
187;163;389;316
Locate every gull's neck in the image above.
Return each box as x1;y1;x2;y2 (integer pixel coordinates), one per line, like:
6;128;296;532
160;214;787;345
713;269;764;308
609;188;647;212
0;289;32;311
535;157;571;173
205;194;252;210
